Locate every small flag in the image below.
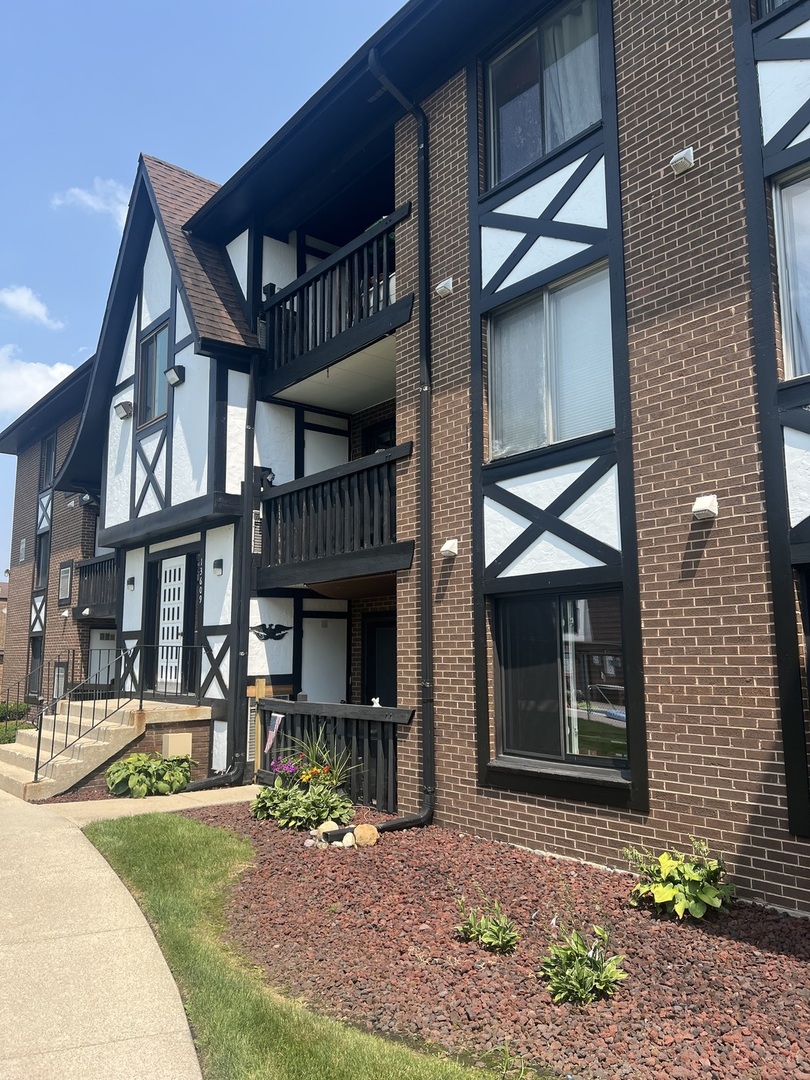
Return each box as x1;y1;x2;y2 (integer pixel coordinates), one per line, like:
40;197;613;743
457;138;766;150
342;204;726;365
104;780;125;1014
264;712;284;754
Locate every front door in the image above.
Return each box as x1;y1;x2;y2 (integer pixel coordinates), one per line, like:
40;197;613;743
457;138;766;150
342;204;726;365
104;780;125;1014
362;614;397;707
157;555;185;692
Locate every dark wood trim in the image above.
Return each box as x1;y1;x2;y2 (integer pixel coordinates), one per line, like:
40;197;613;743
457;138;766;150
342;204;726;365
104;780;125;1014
257;540;414;590
98;492;243;548
260;441;412;499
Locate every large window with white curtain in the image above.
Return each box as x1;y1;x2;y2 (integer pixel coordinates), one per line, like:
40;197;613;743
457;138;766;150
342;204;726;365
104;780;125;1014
775;173;810;380
486;0;601;186
488;264;614;459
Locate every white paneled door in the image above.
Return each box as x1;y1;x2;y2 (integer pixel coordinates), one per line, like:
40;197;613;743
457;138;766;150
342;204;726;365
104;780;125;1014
158;555;185;690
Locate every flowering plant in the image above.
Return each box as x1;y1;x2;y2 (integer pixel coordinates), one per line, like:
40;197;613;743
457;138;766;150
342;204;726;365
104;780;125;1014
268;755;303;786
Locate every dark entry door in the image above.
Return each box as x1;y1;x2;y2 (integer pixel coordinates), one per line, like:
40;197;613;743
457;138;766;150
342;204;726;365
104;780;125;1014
362;614;397;707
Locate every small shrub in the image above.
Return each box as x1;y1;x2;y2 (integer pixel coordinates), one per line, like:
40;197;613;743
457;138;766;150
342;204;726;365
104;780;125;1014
455;888;519;954
0;721;34;745
106;753;195;798
540;924;627;1005
0;702;32;722
623;837;734;920
250;778;354;830
288;730;357;790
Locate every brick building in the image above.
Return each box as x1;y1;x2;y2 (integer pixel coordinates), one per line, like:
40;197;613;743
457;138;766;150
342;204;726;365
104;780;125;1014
2;0;810;910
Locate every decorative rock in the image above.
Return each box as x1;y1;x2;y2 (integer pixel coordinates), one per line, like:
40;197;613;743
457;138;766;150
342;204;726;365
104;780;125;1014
354;823;379;847
303;838;315;848
342;833;356;848
316;820;340;835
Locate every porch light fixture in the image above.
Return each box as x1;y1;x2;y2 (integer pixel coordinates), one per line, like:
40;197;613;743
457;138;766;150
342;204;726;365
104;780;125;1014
435;276;454;298
82;607;90;616
212;558;224;576
692;494;719;521
164;364;185;387
440;538;459;558
114;400;133;420
669;147;695;176
126;576;136;591
60;609;70;618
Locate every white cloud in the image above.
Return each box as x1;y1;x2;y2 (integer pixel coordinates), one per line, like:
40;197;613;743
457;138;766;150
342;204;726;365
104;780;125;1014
0;344;75;419
0;285;64;330
51;177;129;231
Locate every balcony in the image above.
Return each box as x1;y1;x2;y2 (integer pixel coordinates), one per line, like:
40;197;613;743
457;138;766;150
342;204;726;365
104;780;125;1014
75;554;117;620
257;443;413;590
260;204;413;406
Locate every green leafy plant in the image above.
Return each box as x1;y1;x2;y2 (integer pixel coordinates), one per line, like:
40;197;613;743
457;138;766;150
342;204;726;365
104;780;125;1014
288;730;357;790
540;924;627;1005
106;752;195;799
0;702;32;721
455;887;519;954
0;721;34;745
623;837;735;920
250;778;354;830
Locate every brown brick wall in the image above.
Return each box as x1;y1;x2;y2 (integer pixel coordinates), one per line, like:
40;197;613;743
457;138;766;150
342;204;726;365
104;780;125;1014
350;399;396;460
390;5;810;913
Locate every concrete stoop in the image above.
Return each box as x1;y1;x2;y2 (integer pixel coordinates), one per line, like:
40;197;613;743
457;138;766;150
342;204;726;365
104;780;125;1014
0;700;211;801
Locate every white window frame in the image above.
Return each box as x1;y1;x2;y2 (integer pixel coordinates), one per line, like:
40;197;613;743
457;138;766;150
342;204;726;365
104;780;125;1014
774;170;810;381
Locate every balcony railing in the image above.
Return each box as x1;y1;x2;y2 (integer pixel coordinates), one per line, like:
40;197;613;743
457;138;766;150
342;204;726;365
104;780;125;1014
261;204;412;394
76;553;117;614
258;443;413;586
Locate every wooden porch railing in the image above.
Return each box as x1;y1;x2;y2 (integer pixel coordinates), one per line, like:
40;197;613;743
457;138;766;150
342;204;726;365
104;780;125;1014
260;442;411;568
261;204;410;374
256;694;414;813
76;553;117;610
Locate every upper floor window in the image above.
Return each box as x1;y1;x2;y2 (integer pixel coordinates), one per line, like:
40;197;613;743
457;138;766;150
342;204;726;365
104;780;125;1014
775;173;810;380
40;433;56;490
759;0;795;16
488;264;613;458
138;323;169;426
487;0;600;187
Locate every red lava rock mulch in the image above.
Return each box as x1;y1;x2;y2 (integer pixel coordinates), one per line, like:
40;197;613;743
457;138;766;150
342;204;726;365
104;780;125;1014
183;804;810;1080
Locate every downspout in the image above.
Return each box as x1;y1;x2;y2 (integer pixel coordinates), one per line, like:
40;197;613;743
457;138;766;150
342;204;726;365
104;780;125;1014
367;47;435;833
186;353;256;790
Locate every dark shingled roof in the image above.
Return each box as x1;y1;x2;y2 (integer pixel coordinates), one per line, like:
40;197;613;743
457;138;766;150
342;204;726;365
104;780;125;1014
141;155;258;351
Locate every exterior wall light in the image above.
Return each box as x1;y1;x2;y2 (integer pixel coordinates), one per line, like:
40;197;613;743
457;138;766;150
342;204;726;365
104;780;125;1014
164;365;185;387
60;609;70;618
440;538;459;557
692;494;719;521
669;147;695;175
126;576;136;591
213;558;224;576
114;400;133;420
82;607;91;616
435;277;454;298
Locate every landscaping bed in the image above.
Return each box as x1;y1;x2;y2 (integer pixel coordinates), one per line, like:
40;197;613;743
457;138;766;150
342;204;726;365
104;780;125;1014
186;804;810;1080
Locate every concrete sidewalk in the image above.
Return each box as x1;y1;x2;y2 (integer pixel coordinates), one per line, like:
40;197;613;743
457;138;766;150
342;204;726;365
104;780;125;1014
0;784;260;1079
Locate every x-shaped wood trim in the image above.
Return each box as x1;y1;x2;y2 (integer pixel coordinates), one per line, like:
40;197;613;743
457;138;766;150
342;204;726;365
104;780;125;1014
37;491;52;534
134;429;167;517
120;642;140;693
30;592;46;634
201;636;230;698
484;455;621;582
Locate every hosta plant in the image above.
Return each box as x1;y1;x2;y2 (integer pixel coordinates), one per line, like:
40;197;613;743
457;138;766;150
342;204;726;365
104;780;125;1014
455;889;519;954
106;752;195;799
540;924;627;1005
250;777;354;830
623;837;735;920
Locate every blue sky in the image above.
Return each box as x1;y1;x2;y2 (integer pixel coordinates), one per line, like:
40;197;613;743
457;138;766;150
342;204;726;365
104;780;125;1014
0;0;405;575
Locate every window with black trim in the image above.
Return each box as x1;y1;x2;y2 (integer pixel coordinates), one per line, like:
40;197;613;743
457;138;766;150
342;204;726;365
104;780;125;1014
759;0;795;17
488;263;613;459
34;532;50;591
138;323;169;426
58;562;72;604
487;0;600;187
40;433;56;490
28;636;43;697
493;591;628;769
775;172;810;380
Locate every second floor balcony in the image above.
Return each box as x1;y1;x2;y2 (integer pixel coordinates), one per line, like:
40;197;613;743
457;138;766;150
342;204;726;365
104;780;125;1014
260;204;413;403
256;442;413;589
75;553;117;620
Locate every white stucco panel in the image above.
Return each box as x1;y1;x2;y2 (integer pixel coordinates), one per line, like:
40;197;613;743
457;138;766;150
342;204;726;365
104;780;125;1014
484;498;531;566
559;466;621;552
226;230;250;299
116;303;137;383
149;532;201;554
301;617;347;703
203;525;235;626
554;157;607;230
498;236;590;291
757;59;810;145
500;532;603;577
492;156;585;218
481;227;525;288
262;235;298;292
226;370;249;495
171;346;209;505
141;221;172;328
784;426;810;527
497;459;597;511
255;401;295;485
784;18;810;39
175;289;192;342
789;119;810;149
201;635;229;700
136;429;166;518
304;429;349;476
212;720;228;771
247;596;295;676
122;548;145;631
104;390;134;528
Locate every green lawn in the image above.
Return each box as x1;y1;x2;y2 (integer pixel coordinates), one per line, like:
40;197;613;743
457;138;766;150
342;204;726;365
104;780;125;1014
86;813;527;1080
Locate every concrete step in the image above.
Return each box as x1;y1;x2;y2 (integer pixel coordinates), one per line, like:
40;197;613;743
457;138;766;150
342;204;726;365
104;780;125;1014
0;758;35;799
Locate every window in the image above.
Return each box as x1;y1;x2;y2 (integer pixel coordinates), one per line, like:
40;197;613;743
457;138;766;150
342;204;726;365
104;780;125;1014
759;0;795;16
488;265;613;458
58;562;72;604
487;0;600;186
493;591;628;768
34;532;50;590
28;637;43;697
40;433;56;490
776;173;810;380
138;324;169;425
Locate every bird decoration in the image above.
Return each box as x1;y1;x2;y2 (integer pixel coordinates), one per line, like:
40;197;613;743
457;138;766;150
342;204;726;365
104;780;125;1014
250;623;293;641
